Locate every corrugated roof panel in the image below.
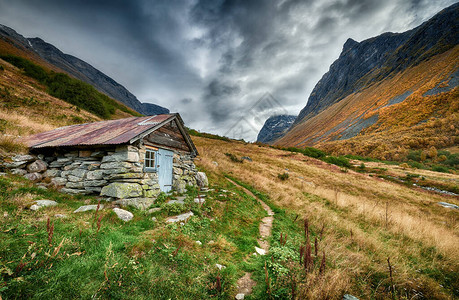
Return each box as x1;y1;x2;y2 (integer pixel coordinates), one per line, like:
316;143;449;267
26;115;175;148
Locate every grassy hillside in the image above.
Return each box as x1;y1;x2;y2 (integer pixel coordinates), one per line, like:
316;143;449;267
194;136;458;298
0;55;141;120
277;46;459;161
1;134;457;299
0;57;137;156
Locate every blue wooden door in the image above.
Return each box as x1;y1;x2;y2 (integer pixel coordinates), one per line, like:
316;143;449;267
157;148;173;192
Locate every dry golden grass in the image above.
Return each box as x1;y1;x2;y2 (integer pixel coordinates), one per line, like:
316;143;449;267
194;136;459;297
0;58;104;154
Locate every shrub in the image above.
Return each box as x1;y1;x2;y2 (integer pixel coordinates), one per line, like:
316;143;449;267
284;146;326;159
444;154;459;167
225;153;243;163
0;65;4;71
188;129;231;142
407;150;422;162
438;155;447;162
407;161;424;169
323;156;351;168
400;163;410;169
277;172;289;180
431;165;450;173
154;192;168;205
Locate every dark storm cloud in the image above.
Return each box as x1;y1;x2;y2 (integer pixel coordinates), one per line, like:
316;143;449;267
204;79;241;122
0;0;456;140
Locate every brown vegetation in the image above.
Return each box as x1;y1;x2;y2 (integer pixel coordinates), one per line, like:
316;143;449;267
193;136;459;298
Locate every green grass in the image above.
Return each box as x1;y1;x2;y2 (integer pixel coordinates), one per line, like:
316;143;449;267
0;55;141;119
225;176;324;299
0;174;272;299
188;129;231;142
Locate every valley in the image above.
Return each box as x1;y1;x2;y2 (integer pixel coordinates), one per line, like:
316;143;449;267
0;2;458;299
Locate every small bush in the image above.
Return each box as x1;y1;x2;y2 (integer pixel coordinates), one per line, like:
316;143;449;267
444;154;459;167
407;161;424;169
154;192;168;205
161;203;186;215
277;172;289;180
284;146;326;159
431;165;450;173
188;129;231;142
0;65;4;71
400;163;410;169
225;153;243;163
323;156;351;168
407;150;422;162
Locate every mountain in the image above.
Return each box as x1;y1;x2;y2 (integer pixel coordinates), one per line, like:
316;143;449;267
0;24;168;115
256;115;296;144
277;3;459;160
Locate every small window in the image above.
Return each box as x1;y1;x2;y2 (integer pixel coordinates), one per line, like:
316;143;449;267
144;149;157;171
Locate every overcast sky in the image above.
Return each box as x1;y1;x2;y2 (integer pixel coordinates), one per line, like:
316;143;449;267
0;0;456;140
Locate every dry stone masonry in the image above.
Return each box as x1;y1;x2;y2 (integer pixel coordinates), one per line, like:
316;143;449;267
3;143;203;210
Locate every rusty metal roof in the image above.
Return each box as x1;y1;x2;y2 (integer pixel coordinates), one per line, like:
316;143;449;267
26;114;175;148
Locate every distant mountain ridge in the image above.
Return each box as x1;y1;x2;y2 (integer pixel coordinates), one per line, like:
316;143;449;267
256;115;296;144
277;3;459;160
0;24;168;116
293;2;459;127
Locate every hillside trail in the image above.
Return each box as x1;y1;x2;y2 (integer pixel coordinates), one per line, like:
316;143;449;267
226;178;274;299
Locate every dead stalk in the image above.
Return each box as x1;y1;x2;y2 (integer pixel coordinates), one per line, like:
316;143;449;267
97;215;103;233
319;251;326;275
387;257;395;299
265;261;271;296
299;245;305;264
216;274;221;294
314;237;318;257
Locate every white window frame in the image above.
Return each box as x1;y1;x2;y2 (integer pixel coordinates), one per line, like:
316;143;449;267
144;148;157;172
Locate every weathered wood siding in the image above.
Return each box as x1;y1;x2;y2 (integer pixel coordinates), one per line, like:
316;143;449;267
143;120;191;152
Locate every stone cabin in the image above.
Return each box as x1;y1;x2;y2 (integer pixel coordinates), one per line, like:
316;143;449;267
13;114;203;209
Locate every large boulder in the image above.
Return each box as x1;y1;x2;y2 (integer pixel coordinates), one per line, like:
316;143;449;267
27;160;47;173
195;172;208;188
29;200;58;211
166;211;194;223
113;208;134;222
100;182;143;198
74;204;104;213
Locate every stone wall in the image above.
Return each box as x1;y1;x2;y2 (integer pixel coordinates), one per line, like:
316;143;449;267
172;153;198;193
3;143;200;209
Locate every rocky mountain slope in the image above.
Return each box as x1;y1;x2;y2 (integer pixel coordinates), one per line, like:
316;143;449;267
256;115;296;144
0;24;168;115
293;3;458;127
278;3;459;160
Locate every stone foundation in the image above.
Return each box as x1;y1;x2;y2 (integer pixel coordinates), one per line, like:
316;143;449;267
3;143;200;208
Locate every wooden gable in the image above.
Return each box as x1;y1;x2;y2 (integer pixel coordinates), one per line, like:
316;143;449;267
142;119;191;152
